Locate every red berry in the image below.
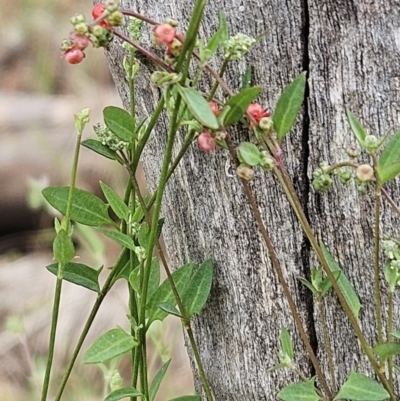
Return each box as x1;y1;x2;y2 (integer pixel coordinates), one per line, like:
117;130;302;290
153;24;176;46
197;132;216;152
92;3;111;28
64;47;85;64
70;32;90;50
208;101;221;116
247;103;271;127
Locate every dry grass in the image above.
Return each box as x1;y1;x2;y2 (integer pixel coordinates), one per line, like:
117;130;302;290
0;1;194;399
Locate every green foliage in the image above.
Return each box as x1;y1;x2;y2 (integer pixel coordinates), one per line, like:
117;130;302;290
100;181;130;221
273;72;306;141
177;85;219;129
103;106;136;142
334;371;389;400
81;139;118;160
277;378;320;401
53;229;75;265
182;259;213;318
149;359;171;401
43;186;112;227
83;327;138;364
223;86;262;126
47;262;101;292
321;242;362;320
104;387;143;401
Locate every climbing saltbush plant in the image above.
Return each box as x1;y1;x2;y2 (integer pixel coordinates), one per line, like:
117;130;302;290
38;0;400;400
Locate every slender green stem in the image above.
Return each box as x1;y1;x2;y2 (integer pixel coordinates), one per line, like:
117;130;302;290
265;140;395;399
41;279;63;401
224;136;332;399
207;58;229;100
374;184;384;345
127;156;214;401
146;129;197;210
388;290;394;388
41;120;84;401
382;187;400;217
317;297;337;393
54;249;128;401
132;97;165;170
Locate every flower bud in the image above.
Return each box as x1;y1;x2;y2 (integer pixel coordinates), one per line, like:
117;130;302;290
197;132;216;152
164;17;179;27
64;47;85;64
237;164;255;181
108;11;123;26
339;171;352;184
60;39;72;52
356;164;374;182
70;32;90;50
105;0;120;12
259;116;273;130
153;23;176;46
346;145;360;158
75;22;89;34
70;14;86;25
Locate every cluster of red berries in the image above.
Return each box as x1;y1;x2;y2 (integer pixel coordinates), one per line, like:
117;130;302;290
197;101;272;152
197;102;221;152
62;3;122;65
152;22;183;64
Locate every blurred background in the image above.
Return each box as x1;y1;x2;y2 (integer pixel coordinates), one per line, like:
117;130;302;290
0;1;192;400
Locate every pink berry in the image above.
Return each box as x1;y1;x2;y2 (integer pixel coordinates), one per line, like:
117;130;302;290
197;132;216;152
70;32;90;50
64;47;85;64
92;3;112;28
247;103;271;126
208;101;221;116
153;23;176;46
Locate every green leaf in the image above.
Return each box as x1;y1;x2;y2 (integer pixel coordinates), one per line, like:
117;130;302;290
168;397;201;401
53;229;75;265
320;242;362;320
83;327;137;364
81;139;118;160
158;302;183;318
147;262;194;323
392;330;400;339
237;142;264;166
43;186;111;227
320;271;341;297
129;258;160;302
205;27;224;57
278;378;319;401
103;106;135;142
218;10;229;44
378;130;400;168
280;328;294;360
104;387;143;401
346;110;367;147
182;259;213;318
100;182;130;222
298;277;318;296
273;72;306;141
377;161;400;184
97;228;135;251
373;342;400;360
241;65;252;91
149;359;171;401
223;86;262;126
47;262;100;292
138;223;150;249
176;86;219;130
334;371;389;400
